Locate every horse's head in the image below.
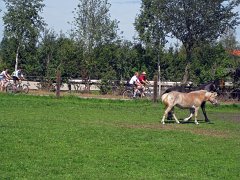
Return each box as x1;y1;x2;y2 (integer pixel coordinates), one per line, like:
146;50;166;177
212;79;225;95
205;92;218;105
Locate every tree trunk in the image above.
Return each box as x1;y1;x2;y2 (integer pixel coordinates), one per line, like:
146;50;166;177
182;47;192;84
15;46;20;71
182;62;190;84
56;69;61;98
153;75;158;103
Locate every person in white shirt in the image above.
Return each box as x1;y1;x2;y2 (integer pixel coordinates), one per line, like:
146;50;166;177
129;72;143;98
0;68;11;91
12;68;24;85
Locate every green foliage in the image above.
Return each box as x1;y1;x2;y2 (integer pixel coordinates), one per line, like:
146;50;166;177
72;0;119;79
37;30;83;80
0;37;17;72
219;29;239;50
0;0;240;85
135;0;240;83
191;44;233;83
98;79;111;95
160;47;186;81
2;0;45;72
135;0;167;47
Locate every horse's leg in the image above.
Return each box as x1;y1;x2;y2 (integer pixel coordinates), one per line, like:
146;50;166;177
201;101;210;122
172;110;180;124
184;108;194;122
194;107;200;125
167;111;173;120
161;106;173;125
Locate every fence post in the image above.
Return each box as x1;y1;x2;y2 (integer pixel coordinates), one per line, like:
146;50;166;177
56;70;61;98
153;75;158;102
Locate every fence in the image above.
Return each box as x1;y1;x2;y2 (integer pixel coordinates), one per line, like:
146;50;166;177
16;76;239;101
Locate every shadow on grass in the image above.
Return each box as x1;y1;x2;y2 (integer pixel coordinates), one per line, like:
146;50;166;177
164;119;215;125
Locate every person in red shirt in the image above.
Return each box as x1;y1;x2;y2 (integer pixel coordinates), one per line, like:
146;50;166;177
139;71;149;85
138;71;149;96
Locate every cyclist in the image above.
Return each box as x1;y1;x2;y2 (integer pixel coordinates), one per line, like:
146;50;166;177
139;71;149;86
139;71;150;96
12;68;24;85
0;68;11;91
129;72;143;98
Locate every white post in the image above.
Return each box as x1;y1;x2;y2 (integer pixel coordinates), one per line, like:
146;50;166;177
157;47;161;97
158;63;161;97
15;46;20;71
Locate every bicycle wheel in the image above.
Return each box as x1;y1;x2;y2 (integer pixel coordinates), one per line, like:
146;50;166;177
144;88;152;99
6;84;14;93
123;90;134;99
22;84;29;94
112;85;118;96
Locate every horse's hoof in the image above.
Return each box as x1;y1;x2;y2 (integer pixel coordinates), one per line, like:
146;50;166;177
195;122;199;125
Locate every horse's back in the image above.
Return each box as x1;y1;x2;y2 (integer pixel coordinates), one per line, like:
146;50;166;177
161;91;183;106
163;90;207;108
189;90;207;95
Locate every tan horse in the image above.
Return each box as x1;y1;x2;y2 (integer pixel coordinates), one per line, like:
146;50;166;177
161;90;218;125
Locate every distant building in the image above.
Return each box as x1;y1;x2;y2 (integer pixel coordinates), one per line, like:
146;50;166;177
230;50;240;56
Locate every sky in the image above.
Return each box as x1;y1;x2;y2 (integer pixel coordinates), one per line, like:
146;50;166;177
0;0;240;43
0;0;141;41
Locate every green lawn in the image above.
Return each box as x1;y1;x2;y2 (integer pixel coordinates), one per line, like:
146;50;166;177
0;93;239;179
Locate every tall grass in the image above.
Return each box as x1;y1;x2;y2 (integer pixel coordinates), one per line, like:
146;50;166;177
0;93;239;179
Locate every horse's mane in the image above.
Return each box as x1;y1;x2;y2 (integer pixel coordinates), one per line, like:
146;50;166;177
163;85;192;94
196;81;214;90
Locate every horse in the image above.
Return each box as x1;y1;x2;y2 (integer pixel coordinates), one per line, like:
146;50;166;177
163;80;220;122
230;89;240;101
161;90;218;125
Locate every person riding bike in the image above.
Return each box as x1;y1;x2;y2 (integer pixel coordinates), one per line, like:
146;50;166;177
129;72;143;98
12;68;24;86
139;71;149;85
138;71;149;93
0;68;11;91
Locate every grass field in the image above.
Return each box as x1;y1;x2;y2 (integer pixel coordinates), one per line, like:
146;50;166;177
0;93;239;179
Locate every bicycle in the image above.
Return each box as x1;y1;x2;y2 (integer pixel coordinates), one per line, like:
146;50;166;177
122;87;134;99
122;86;143;99
122;84;153;100
6;80;29;94
142;84;153;99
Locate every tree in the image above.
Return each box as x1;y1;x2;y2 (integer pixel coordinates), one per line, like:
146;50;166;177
135;0;167;89
192;43;232;83
93;40;136;80
135;0;167;48
72;0;119;80
0;37;18;71
37;29;58;78
219;28;239;51
2;0;45;71
137;0;240;83
37;30;83;80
